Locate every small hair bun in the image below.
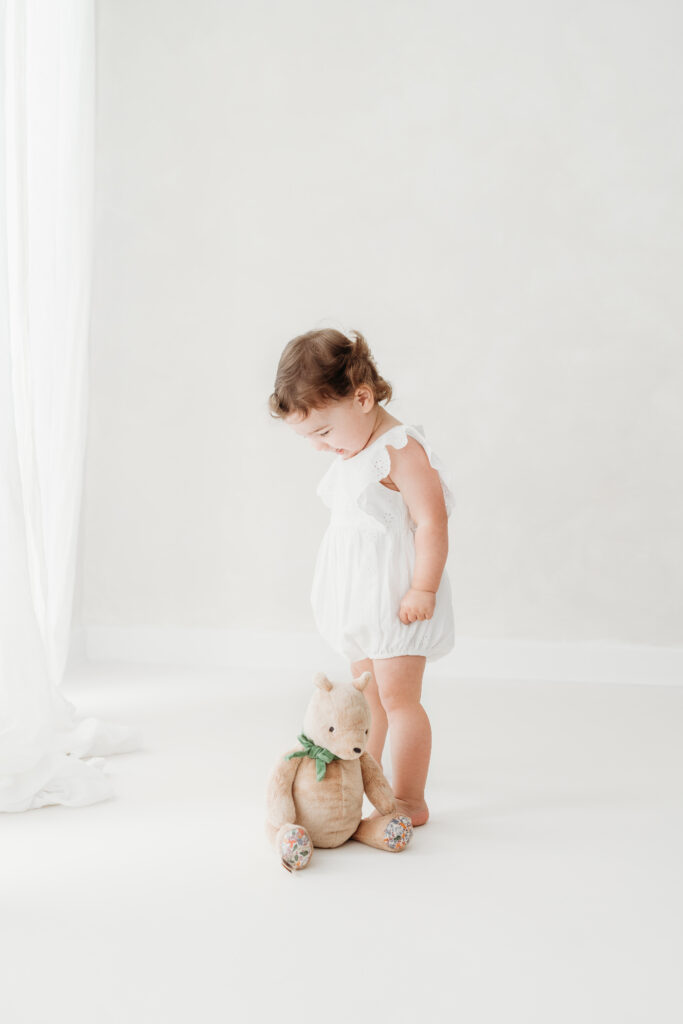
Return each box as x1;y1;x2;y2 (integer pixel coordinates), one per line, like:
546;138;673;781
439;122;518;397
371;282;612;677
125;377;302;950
268;327;392;418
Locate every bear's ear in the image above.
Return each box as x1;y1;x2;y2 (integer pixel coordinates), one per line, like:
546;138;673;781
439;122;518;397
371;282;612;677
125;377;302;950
352;671;372;691
313;671;333;692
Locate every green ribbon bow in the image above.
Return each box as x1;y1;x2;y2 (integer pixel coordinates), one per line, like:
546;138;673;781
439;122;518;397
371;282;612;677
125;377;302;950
285;733;340;781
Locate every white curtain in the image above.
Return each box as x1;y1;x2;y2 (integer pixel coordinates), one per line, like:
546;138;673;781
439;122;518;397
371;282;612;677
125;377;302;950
0;0;140;813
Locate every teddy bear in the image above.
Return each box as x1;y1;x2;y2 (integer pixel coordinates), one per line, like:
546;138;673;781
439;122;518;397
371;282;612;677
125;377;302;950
265;669;413;870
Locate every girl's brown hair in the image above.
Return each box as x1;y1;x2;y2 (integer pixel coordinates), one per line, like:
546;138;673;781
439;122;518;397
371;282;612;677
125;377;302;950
268;328;392;420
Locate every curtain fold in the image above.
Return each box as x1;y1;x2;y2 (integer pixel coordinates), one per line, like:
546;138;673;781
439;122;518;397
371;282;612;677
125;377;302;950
1;0;141;813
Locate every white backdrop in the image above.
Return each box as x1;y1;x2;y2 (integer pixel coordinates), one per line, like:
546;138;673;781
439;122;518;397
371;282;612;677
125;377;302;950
79;0;683;654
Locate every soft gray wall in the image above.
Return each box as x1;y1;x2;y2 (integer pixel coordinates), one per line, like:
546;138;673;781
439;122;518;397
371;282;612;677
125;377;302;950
81;0;683;646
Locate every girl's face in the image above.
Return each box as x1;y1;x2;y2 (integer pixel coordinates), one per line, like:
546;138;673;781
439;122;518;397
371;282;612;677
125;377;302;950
285;388;376;459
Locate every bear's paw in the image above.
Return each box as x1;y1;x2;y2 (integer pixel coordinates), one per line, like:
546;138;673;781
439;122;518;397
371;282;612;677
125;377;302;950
280;826;313;871
383;815;413;852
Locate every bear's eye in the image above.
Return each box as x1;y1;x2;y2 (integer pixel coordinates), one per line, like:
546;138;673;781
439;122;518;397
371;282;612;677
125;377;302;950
365;729;368;734
329;726;334;733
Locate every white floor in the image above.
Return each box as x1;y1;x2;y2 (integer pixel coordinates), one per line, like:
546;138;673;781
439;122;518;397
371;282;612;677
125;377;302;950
2;661;682;1024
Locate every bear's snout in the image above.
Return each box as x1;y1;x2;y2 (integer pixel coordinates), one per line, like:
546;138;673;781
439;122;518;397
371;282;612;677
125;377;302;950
353;747;361;753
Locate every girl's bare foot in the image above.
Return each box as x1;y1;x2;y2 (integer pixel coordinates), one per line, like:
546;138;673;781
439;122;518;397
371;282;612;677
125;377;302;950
368;798;429;827
395;798;429;827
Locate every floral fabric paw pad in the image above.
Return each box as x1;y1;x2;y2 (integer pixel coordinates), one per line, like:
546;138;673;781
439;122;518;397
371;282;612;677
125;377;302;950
383;814;413;851
281;826;312;870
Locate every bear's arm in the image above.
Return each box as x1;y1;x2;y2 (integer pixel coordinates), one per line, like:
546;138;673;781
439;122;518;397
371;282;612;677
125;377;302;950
265;748;304;829
359;752;397;816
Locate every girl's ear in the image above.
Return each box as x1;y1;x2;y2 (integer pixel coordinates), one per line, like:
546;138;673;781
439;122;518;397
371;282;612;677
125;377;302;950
355;385;374;410
352;671;371;691
313;671;333;692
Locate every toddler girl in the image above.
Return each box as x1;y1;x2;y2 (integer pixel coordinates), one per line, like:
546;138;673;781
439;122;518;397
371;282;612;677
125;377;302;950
268;327;455;826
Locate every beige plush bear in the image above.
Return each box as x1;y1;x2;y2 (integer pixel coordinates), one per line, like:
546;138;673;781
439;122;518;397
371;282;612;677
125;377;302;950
266;670;413;870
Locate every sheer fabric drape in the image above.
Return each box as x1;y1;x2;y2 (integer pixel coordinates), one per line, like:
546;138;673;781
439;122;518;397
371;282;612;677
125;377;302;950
1;0;140;812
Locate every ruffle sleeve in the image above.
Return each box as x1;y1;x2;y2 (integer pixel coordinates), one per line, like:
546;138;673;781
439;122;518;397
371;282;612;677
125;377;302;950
355;423;455;526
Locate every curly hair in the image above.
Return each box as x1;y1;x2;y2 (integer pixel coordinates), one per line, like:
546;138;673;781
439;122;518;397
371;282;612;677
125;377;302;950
268;328;392;419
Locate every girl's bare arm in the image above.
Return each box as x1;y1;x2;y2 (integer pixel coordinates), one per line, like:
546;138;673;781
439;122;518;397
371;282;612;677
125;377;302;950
387;439;449;613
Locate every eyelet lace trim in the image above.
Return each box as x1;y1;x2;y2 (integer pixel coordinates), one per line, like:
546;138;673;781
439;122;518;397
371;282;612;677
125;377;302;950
359;424;454;519
315;423;455;520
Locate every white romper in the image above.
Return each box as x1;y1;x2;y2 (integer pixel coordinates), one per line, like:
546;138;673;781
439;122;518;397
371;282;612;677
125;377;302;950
310;422;455;664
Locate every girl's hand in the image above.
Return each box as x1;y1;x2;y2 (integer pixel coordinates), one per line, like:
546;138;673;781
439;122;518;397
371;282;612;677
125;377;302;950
398;588;436;625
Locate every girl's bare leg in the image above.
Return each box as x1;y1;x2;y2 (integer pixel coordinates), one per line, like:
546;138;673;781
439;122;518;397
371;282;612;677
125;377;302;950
350;658;387;765
372;655;430;826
